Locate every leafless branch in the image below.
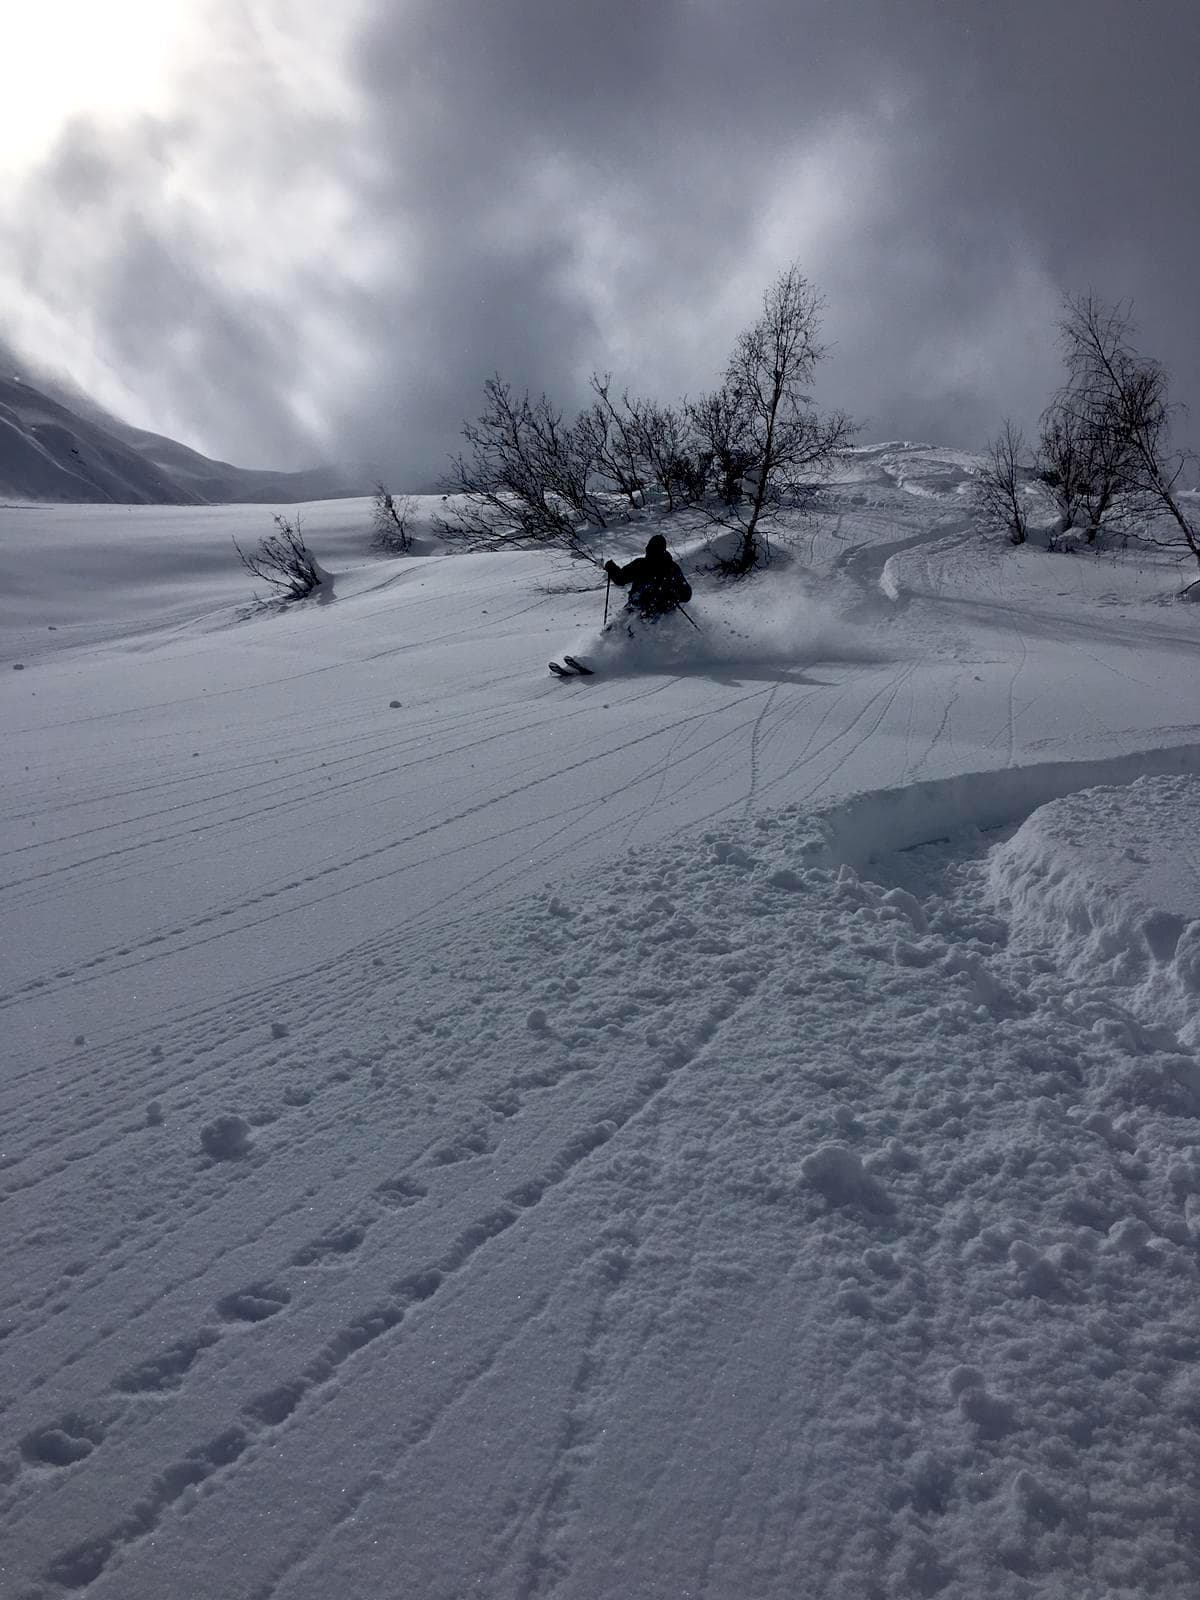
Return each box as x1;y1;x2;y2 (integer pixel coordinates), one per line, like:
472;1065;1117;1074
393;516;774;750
976;421;1031;545
234;514;324;600
371;483;417;553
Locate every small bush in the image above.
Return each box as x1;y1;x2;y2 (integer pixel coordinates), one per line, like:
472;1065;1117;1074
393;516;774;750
234;514;324;600
371;484;417;553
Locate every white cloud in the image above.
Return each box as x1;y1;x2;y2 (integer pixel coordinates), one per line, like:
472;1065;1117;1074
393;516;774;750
4;0;1198;479
3;1;193;174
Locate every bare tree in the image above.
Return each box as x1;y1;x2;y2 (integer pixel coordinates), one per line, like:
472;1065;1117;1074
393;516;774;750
627;396;709;510
436;265;854;574
371;483;417;553
1035;408;1087;539
1057;294;1200;583
688;386;756;510
234;514;325;600
582;375;648;511
581;377;712;513
713;265;855;572
1037;399;1139;545
437;376;607;555
1078;409;1141;537
976;421;1031;545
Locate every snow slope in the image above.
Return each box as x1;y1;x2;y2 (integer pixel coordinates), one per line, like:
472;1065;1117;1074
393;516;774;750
2;447;1200;1598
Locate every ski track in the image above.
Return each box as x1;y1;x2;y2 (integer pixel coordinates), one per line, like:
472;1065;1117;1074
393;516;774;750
242;1280;566;1600
7;464;1200;1596
742;680;780;819
1;684;782;1014
4;879;771;1595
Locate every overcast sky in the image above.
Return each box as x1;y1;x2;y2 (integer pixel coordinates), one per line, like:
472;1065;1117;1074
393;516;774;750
4;0;1198;483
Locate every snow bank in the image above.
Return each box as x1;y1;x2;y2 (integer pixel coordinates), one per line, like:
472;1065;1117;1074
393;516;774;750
989;774;1200;1045
802;743;1200;875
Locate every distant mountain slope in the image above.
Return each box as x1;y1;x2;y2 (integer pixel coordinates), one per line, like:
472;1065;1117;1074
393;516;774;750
0;349;357;505
99;417;360;505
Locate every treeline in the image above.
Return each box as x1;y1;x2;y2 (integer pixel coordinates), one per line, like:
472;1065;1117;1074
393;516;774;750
384;267;1199;597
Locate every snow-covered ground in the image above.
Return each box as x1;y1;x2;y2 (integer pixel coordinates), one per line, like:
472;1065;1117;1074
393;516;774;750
2;445;1199;1598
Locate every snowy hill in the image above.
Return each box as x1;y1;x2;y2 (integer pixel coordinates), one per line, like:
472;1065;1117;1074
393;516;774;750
3;448;1200;1598
0;352;355;505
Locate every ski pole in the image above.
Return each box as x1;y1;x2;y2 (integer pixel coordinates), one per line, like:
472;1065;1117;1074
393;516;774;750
603;572;611;627
677;604;700;631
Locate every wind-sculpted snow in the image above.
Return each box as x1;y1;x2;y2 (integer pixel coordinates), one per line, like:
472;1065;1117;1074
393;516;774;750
989;774;1200;1047
3;445;1200;1595
808;744;1200;873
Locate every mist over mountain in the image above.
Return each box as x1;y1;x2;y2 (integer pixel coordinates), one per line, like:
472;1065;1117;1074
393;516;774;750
0;341;358;504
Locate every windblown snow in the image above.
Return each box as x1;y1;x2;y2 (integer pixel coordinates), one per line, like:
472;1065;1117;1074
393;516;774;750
2;444;1199;1599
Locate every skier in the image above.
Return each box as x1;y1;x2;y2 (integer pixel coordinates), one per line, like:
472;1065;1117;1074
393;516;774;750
604;534;691;622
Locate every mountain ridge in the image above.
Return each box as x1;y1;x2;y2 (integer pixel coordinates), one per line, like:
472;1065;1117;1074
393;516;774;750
0;344;358;505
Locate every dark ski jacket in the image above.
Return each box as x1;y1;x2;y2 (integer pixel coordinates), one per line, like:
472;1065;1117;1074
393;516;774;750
604;535;691;619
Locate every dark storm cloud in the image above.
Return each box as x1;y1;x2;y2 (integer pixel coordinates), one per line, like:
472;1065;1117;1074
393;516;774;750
6;0;1200;480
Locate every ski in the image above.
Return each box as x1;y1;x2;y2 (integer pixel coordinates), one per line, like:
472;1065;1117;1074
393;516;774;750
549;658;594;678
548;661;573;678
562;656;593;674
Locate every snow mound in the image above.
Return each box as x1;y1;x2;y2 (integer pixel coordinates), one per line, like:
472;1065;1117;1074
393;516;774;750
988;774;1200;1044
878;452;978;499
837;442;979;501
200;1114;254;1160
799;1143;895;1214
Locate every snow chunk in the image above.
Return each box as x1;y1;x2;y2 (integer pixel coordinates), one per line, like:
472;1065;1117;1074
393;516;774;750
948;1366;1016;1438
1010;1467;1065;1526
881;886;928;932
1008;1239;1066;1299
712;840;755;869
800;1143;895;1213
767;867;805;892
200;1114;254;1160
1102;1217;1154;1257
